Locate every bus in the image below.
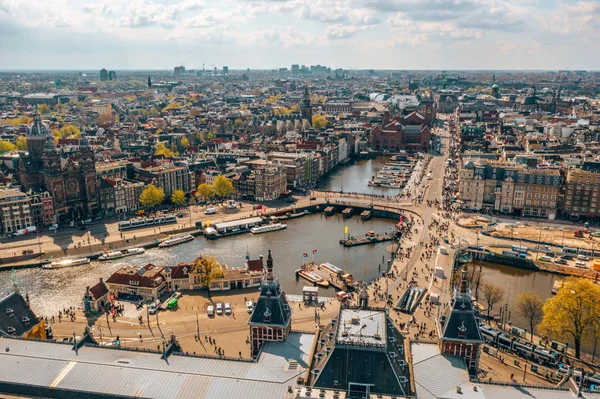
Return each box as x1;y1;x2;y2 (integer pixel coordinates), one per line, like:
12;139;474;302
512;245;528;253
167;297;178;310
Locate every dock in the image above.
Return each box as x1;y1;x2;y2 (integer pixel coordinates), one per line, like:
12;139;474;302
342;208;353;218
360;210;371;220
324;206;335;216
339;232;394;247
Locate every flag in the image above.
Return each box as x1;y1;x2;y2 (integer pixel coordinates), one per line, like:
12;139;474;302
344;226;348;234
312;249;317;254
399;215;403;224
303;253;308;258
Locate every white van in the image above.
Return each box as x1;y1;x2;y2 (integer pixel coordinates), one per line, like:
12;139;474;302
246;301;254;313
439;246;448;255
216;303;223;315
575;261;587;268
205;208;216;215
207;305;215;317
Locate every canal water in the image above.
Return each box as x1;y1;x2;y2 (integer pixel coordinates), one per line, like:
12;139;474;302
316;156;401;196
0;213;396;316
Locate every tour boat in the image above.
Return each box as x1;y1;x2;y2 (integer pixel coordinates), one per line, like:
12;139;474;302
98;247;146;261
320;262;343;276
251;223;287;234
297;269;330;287
43;257;90;269
158;234;194;248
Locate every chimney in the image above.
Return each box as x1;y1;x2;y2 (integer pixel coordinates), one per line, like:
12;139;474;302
383;110;390;126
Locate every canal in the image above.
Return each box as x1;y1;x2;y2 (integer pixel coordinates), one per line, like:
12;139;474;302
0;213;396;316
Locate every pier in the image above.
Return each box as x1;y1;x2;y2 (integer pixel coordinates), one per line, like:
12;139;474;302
324;206;335;216
296;262;355;292
339;232;394;247
360;210;371;220
342;208;353;218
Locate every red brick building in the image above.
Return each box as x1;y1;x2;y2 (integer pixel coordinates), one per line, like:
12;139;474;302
370;111;431;152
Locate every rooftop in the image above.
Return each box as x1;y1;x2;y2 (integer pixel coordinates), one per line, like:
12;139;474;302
336;308;386;345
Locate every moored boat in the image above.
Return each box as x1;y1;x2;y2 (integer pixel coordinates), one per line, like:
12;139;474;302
43;257;90;269
98;247;146;261
320;262;343;276
158;234;194;248
251;223;287;234
296;269;330;287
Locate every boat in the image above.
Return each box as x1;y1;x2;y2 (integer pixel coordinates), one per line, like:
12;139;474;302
158;234;194;248
551;280;564;295
320;262;344;276
296;269;330;287
43;257;90;269
251;223;287;234
98;247;146;261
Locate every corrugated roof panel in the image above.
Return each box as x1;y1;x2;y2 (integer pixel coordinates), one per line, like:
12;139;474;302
0;354;64;387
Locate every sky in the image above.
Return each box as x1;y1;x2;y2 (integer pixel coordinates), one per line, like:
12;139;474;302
0;0;599;70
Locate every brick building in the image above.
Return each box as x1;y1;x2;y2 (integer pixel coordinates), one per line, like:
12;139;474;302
370;111;431;152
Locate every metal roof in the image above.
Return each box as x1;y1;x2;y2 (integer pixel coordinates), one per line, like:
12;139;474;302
0;335;315;399
214;217;262;230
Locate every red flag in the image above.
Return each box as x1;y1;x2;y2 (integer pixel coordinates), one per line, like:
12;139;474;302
399;215;403;223
303;253;308;258
312;249;317;254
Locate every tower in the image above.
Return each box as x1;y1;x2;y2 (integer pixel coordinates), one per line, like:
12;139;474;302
27;114;51;162
248;250;292;356
147;76;152;89
42;134;66;211
79;135;99;215
301;87;313;123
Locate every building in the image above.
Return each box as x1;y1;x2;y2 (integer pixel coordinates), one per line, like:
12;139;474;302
370;111;431;152
100;68;109;82
436;266;484;374
0;188;33;235
301;87;313;123
174;66;185;78
248;250;292;356
459;159;560;219
222;66;228;74
105;264;167;301
563;161;600;221
108;70;117;81
29;190;55;227
17;115;100;222
253;164;287;201
82;278;109;313
0;291;46;340
134;161;194;196
100;178;145;215
21;93;61;106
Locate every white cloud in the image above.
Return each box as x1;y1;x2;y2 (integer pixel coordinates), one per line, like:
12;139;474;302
325;23;377;39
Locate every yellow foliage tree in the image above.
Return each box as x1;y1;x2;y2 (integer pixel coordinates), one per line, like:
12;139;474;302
290;104;300;112
240;105;248;111
58;125;81;139
139;184;165;209
155;142;174;158
180;137;190;150
252;88;263;96
233;119;244;130
212;175;234;198
37;104;51;114
312;114;328;129
538;277;600;358
192;255;224;297
162;101;182;112
265;96;278;105
0;139;16;153
196;183;214;203
170;189;186;207
15;136;27;151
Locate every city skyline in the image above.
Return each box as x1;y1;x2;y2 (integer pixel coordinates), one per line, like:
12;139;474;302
1;0;599;70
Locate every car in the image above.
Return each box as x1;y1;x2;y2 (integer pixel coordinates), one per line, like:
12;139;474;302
205;208;216;215
207;305;215;317
216;303;223;315
246;301;254;313
554;259;567;265
176;213;184;218
538;256;552;262
575;261;588;268
577;254;590;261
148;303;159;315
83;218;92;224
49;224;59;231
224;302;231;315
79;225;88;231
310;197;317;201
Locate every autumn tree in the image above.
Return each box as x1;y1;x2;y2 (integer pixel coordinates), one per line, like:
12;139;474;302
15;136;27;151
149;106;159;116
192;255;224;297
0;139;16;153
196;183;214;204
252;88;263;96
480;282;504;319
154;142;174;158
240;105;248;111
139;184;165;209
213;175;234;199
179;137;190;151
55;125;81;139
162;101;182;112
233;119;244;130
538;277;600;358
312;114;328;129
516;292;544;341
37;104;51;114
170;189;186;207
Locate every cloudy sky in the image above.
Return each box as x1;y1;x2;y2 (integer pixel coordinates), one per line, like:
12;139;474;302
0;0;599;70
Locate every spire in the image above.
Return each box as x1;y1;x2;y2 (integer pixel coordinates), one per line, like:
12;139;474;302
459;266;468;294
266;249;274;281
147;76;152;89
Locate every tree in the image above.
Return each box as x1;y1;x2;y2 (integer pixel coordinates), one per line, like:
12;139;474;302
171;190;186;207
538;277;600;358
196;183;214;204
0;139;16;153
312;114;328;129
179;137;190;151
139;184;165;209
162;101;183;112
233;119;244;130
15;136;27;151
192;255;224;297
37;104;51;114
155;142;174;158
213;175;234;199
149;106;159;116
252;88;263;96
57;125;81;139
240;105;248;111
516;292;544;341
480;282;504;319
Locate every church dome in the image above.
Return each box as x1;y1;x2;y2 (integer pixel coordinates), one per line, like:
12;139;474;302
492;83;500;90
28;114;51;137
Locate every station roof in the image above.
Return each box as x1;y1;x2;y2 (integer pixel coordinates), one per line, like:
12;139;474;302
336;309;386;345
214;217;262;230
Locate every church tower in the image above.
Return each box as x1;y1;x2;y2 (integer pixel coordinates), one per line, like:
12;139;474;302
79;135;99;214
42;135;66;212
248;250;292;356
301;87;313;124
27;114;51;163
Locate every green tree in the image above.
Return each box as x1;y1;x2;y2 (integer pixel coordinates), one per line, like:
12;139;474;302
0;139;16;153
155;142;174;158
212;175;234;198
149;106;159;116
192;255;224;297
139;184;165;209
516;292;544;342
15;136;27;151
37;104;51;114
538;277;600;358
312;114;328;129
196;183;214;203
480;282;504;319
171;189;186;207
